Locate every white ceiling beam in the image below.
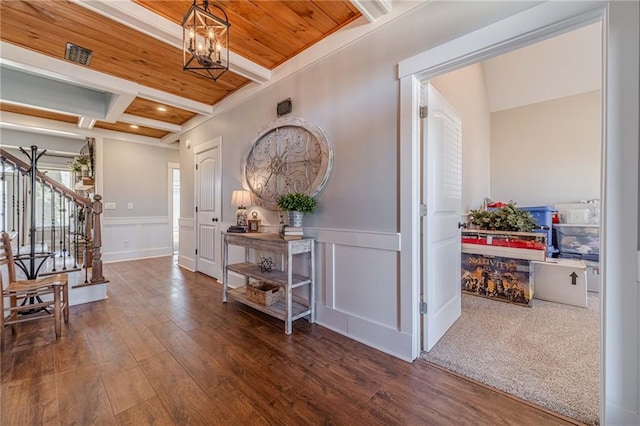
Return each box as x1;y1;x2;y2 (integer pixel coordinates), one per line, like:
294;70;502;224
77;117;97;129
104;92;137;123
119;114;182;132
70;0;271;84
350;0;392;22
0;112;174;148
136;86;212;116
0;42;210;117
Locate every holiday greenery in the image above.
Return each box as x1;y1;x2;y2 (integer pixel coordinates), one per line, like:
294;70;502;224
468;202;537;232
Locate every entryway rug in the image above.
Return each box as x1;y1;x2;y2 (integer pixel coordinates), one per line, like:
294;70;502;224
421;293;599;425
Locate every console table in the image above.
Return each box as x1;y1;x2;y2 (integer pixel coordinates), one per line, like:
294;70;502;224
222;232;315;334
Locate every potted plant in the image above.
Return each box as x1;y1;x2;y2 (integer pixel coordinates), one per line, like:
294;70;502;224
71;156;91;177
276;192;317;227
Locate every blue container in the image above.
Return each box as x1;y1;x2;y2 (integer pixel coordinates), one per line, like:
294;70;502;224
519;206;555;250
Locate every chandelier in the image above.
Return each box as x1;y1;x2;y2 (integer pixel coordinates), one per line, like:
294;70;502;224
182;0;230;82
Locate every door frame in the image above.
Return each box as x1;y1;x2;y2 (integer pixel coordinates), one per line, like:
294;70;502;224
193;136;222;275
400;2;639;424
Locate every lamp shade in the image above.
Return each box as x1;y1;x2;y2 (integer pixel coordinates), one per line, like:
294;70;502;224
231;190;252;208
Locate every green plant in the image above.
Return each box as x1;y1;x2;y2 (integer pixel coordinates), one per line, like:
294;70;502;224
276;192;317;214
70;156;90;174
468;202;537;232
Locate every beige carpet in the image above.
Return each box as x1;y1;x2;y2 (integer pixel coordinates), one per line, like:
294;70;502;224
421;293;599;425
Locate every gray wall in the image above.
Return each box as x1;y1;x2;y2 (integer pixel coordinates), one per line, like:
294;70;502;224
103;139;178;217
180;1;538;231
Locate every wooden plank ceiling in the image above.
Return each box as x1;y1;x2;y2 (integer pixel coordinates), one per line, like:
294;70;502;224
0;0;361;139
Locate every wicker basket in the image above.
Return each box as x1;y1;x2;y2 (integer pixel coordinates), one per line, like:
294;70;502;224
245;282;284;306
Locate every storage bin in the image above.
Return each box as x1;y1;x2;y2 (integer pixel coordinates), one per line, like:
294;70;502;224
554;224;600;256
559;252;599;262
555;202;600;224
519;206;555;252
581;259;600;293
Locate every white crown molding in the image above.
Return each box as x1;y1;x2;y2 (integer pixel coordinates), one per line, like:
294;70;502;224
70;0;271;84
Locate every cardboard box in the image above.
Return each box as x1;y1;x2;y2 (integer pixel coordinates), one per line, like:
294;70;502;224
461;253;533;307
532;259;587;307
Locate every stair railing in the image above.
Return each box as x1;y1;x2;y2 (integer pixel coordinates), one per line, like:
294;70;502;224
0;146;105;284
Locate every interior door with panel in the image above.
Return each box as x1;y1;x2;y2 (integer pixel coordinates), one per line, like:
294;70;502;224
195;139;221;278
422;82;463;352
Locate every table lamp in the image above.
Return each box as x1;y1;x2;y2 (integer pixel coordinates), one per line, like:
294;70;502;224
231;190;252;227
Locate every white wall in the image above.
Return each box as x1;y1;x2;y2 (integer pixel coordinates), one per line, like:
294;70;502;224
483;22;602;112
102;138;178;262
605;2;639;423
490;91;601;206
431;63;492;212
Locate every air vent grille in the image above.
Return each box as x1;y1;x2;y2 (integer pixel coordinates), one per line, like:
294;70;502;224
65;42;93;66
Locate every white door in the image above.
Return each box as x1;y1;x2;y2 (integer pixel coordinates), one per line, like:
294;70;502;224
422;83;463;352
195;141;221;278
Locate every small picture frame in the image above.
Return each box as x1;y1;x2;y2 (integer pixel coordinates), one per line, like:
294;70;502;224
248;219;261;233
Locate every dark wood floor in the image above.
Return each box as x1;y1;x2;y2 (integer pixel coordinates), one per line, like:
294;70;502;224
1;256;582;425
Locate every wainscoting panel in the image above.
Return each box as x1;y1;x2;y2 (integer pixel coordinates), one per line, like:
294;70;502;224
303;228;409;360
103;216;172;263
178;218;195;271
332;244;398;327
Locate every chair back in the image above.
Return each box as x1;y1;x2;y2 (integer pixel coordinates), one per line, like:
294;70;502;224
0;232;17;283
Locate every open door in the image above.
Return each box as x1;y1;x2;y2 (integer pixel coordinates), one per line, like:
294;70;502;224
421;82;463;352
195;139;221;278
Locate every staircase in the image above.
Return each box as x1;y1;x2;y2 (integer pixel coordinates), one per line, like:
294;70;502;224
1;146;108;305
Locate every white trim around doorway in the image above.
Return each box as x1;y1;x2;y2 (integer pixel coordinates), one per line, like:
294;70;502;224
398;2;639;424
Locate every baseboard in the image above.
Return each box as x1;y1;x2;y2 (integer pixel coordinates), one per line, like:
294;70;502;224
103;247;172;263
178;255;195;271
605;403;640;426
315;304;413;362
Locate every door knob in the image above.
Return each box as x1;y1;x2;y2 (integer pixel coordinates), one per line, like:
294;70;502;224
212;218;218;222
458;222;467;229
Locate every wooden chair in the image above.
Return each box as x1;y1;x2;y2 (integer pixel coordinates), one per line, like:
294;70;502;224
0;232;69;343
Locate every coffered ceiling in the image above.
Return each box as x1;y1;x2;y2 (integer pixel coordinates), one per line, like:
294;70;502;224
0;0;400;144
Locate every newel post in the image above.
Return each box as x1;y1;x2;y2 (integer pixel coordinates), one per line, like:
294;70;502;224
91;194;104;282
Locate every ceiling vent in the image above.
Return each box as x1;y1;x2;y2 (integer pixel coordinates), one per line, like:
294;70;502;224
65;42;93;66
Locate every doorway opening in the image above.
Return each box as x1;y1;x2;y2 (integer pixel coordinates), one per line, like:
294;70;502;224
169;163;180;255
418;21;602;425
